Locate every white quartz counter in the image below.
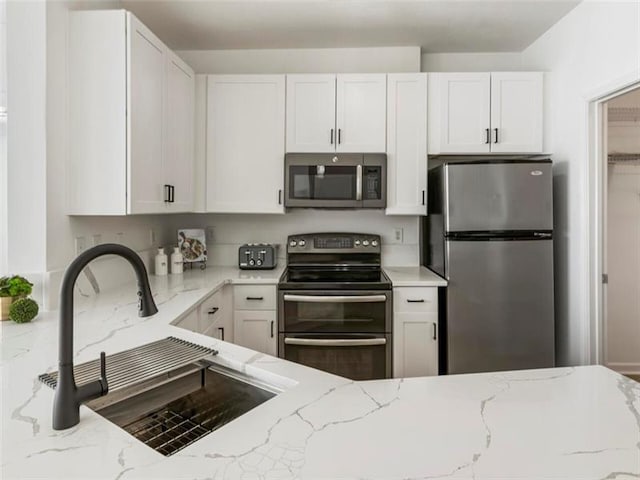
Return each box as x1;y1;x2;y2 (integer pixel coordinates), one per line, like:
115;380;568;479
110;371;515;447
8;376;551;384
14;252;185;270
2;267;638;480
384;266;448;287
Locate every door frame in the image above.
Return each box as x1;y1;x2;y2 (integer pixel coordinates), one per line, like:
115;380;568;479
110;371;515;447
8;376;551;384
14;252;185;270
586;72;640;366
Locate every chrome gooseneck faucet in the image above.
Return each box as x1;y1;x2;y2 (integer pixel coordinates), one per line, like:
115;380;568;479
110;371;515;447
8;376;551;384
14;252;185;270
53;243;158;430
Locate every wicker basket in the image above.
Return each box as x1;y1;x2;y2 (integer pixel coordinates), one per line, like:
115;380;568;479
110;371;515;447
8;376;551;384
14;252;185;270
1;296;23;321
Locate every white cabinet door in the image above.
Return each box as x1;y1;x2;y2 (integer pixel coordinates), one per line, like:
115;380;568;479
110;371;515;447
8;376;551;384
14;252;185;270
206;75;285;214
286;74;336;152
175;308;199;333
127;14;167;214
386;73;428;215
336;74;387;153
165;51;195;212
490;72;543;153
233;310;277;356
431;73;491;154
393;312;438;378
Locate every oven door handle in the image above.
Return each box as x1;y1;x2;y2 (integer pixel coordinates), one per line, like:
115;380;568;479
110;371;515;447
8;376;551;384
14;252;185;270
284;338;386;347
356;164;363;201
283;294;387;303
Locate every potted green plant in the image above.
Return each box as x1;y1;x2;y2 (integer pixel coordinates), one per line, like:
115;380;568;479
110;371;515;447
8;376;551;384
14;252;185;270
0;275;34;321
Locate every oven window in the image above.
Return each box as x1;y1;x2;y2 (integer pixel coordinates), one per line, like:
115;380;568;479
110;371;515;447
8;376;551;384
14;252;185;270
281;293;388;333
290;165;356;200
280;334;389;380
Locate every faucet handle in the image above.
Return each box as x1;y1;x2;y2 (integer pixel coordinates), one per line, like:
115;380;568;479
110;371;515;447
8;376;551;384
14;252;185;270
99;351;109;395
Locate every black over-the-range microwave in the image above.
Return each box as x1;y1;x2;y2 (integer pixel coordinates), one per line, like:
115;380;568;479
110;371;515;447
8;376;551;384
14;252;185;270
284;153;386;208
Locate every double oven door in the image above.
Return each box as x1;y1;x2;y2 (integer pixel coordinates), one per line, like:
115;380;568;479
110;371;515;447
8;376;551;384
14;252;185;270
278;290;392;380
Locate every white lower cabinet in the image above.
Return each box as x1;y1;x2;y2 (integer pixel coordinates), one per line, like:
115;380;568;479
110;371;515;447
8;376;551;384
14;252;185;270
199;287;232;341
393;287;439;378
233;310;277;356
233;285;277;356
173;287;232;342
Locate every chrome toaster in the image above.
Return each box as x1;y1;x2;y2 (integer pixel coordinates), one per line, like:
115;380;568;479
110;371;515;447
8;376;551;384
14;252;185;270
238;244;278;270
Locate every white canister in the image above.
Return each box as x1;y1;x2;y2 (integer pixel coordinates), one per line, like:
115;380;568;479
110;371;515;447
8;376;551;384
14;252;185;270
170;247;184;274
155;248;168;276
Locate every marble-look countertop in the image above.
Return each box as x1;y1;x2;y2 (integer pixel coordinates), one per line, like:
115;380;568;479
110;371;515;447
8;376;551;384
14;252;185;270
384;266;448;287
2;267;639;480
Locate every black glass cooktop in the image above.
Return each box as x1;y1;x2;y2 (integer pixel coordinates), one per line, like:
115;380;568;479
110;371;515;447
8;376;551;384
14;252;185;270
279;267;392;290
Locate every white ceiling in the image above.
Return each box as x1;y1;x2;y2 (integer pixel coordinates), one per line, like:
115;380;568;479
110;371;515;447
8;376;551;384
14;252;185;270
121;0;580;52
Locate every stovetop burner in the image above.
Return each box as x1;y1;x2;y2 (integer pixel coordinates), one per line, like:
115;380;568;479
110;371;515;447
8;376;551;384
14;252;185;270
280;267;391;290
278;233;391;290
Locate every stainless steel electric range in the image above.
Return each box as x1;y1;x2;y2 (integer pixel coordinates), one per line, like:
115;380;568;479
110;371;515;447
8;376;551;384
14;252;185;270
277;232;392;380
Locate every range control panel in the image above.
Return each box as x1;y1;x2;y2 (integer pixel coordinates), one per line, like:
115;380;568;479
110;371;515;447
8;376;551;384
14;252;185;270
239;244;278;270
287;233;381;254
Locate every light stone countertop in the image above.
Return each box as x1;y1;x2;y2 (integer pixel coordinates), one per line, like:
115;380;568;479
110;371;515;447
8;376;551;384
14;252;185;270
383;266;448;287
1;266;639;480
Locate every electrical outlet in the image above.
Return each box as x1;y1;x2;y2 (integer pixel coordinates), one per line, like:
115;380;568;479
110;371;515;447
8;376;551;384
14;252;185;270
391;228;404;244
75;236;86;255
149;229;156;246
92;234;102;246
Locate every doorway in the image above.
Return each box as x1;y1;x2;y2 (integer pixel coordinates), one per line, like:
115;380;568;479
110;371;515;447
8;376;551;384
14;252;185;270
599;87;640;382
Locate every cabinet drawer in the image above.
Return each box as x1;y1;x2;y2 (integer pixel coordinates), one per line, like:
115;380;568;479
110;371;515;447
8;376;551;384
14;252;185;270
394;287;438;313
234;285;277;310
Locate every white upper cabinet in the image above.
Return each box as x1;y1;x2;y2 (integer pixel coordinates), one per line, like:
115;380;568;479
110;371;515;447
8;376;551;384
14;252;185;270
336;74;387;152
285;74;386;153
286;74;336;152
386;73;428;215
429;73;491;154
68;11;195;215
127;15;166;214
490;72;543;153
428;72;543;154
206;75;285;214
165;51;195;213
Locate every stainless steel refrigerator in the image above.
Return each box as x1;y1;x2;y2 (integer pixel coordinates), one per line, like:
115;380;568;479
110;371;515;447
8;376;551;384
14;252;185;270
423;156;555;374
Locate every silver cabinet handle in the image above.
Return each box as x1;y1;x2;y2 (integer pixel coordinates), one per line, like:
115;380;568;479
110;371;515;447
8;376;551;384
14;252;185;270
208;307;219;315
494;128;499;144
284;338;386;347
356;164;362;201
246;296;264;301
338;128;342;144
330;128;334;145
406;299;425;303
270;320;274;338
283;294;386;303
485;128;490;144
432;323;437;340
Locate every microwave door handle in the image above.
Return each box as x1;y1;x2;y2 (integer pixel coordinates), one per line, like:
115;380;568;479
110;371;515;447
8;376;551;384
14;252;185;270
356;164;362;201
284;338;386;347
283;294;387;303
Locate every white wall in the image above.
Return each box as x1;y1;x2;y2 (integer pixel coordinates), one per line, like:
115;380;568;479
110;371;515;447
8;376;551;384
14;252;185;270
521;0;640;367
0;0;7;275
6;0;48;299
169;210;419;268
177;47;421;74
420;52;524;72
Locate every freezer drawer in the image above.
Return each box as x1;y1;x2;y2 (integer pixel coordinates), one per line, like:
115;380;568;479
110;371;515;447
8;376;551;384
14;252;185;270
444;162;553;232
445;238;554;374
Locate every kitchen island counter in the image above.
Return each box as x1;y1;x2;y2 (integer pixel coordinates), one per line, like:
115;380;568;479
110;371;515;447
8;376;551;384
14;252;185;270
2;268;638;480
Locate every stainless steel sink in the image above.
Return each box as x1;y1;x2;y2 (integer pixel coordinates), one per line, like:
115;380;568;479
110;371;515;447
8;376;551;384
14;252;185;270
88;361;280;456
